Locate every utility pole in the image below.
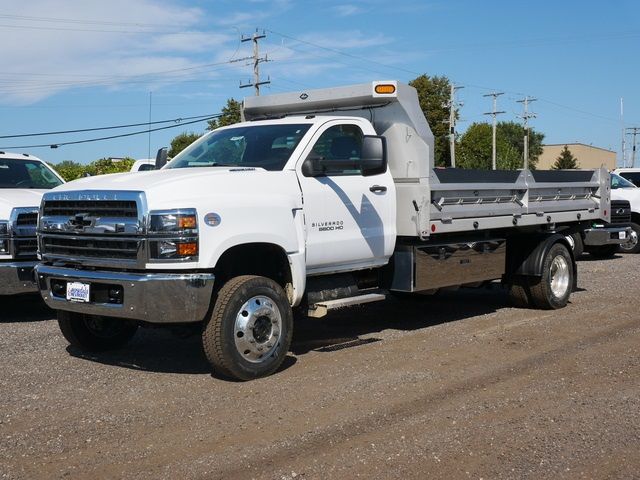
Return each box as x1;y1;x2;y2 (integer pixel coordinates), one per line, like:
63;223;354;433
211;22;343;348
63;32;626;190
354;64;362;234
517;96;537;169
626;127;640;167
239;30;270;96
483;92;505;170
621;98;626;168
445;84;464;168
147;91;152;160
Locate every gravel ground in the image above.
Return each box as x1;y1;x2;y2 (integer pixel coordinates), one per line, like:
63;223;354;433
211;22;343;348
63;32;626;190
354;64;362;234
1;254;639;480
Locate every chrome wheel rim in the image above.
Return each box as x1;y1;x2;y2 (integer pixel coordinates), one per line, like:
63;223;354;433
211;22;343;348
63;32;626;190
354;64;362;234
234;295;282;363
550;255;570;298
619;229;638;252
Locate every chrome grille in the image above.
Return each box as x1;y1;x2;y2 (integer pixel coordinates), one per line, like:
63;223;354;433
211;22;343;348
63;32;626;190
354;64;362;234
42;200;137;218
16;211;38;226
38;191;146;268
8;207;39;259
611;200;631;225
42;236;139;260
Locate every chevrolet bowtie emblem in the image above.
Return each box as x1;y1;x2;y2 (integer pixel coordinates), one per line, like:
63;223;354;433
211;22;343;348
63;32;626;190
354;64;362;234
69;213;92;230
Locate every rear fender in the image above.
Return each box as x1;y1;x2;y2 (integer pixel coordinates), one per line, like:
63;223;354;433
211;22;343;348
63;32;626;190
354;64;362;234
505;233;576;287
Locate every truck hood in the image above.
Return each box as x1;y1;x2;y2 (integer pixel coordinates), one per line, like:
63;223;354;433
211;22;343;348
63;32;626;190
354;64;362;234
47;168;302;210
0;189;47;219
611;188;640;211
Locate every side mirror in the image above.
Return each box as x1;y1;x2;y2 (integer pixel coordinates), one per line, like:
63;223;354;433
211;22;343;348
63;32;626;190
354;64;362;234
361;135;387;177
301;156;325;177
155;147;169;169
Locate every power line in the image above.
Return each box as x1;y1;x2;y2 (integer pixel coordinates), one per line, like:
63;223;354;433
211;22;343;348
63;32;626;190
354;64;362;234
0;115;219;150
266;29;421;77
0;114;217;139
0;13;189;29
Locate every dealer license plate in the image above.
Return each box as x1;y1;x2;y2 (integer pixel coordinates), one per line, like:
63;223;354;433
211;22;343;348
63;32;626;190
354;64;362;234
66;282;90;303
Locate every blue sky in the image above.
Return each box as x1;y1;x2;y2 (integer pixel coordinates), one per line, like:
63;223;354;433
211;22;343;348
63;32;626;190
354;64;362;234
0;0;638;166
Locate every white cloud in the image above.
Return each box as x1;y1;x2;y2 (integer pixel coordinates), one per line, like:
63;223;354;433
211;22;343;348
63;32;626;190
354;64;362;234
0;0;238;104
333;4;363;17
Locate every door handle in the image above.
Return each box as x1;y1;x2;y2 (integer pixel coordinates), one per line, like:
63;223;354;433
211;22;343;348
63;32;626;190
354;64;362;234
369;185;387;193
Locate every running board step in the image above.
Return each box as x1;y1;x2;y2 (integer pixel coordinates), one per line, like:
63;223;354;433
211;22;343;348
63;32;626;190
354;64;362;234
308;293;386;318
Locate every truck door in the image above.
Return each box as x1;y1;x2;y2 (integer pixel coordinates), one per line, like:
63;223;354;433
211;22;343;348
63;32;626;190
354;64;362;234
296;121;396;273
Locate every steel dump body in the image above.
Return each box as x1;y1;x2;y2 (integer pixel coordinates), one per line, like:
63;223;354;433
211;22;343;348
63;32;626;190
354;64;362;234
243;81;610;238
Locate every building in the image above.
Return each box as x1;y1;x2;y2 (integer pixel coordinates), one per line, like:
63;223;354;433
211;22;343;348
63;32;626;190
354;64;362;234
537;143;616;170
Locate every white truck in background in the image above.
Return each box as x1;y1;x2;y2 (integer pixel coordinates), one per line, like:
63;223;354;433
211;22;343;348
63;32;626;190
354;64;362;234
610;172;640;253
35;81;622;380
0;152;65;295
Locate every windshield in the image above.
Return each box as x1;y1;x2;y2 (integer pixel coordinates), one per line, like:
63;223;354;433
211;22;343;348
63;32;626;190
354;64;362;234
0;159;63;189
167;124;311;171
611;172;637;189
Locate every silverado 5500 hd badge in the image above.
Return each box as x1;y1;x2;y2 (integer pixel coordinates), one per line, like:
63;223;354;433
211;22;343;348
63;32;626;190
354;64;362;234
312;220;344;232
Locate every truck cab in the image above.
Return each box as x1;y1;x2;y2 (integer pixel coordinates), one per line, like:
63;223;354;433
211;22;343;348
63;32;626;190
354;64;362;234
0;152;64;295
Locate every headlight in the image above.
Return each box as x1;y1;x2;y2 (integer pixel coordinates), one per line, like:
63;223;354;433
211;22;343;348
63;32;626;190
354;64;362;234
148;209;198;261
149;209;198;234
0;220;9;255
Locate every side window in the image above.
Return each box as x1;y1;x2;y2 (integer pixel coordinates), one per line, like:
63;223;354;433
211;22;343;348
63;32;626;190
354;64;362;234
310;124;364;176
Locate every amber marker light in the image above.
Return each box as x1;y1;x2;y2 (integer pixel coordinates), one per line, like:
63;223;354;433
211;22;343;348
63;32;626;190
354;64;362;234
178;215;197;229
177;242;198;256
374;84;396;94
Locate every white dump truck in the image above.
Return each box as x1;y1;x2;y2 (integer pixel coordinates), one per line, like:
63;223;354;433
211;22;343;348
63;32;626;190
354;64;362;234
35;81;621;380
0;152;64;295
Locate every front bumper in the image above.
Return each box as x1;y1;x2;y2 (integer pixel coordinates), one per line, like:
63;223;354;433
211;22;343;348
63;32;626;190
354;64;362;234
35;264;215;323
0;260;38;295
583;226;632;246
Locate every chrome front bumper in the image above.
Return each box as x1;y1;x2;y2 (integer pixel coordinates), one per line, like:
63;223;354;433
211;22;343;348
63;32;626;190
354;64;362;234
0;260;38;295
583;226;632;246
35;264;215;323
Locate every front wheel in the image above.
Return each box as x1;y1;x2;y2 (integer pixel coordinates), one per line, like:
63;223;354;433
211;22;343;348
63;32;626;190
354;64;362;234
57;311;138;352
202;275;293;381
618;222;640;254
529;242;574;310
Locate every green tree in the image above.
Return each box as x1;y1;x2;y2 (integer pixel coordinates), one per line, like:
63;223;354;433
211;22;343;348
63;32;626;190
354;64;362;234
409;74;453;167
208;98;242;130
51;160;85;181
168;132;201;157
497;121;544;170
552;145;579;169
457;121;544;170
457;123;522;170
85;157;135;176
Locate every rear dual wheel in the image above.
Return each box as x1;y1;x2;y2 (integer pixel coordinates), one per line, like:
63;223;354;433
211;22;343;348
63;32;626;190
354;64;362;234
509;242;574;310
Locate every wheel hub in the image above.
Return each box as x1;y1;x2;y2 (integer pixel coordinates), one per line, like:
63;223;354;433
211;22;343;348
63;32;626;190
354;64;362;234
550;255;570;298
620;229;638;251
234;296;282;363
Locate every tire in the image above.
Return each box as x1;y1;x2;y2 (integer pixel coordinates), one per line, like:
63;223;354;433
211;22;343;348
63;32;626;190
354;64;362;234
509;281;532;308
618;222;640;254
586;244;618;259
57;311;138;352
202;275;293;381
529;243;574;310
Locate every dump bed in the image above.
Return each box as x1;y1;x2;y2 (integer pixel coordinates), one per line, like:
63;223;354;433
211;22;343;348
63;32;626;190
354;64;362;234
244;81;611;237
401;167;610;237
